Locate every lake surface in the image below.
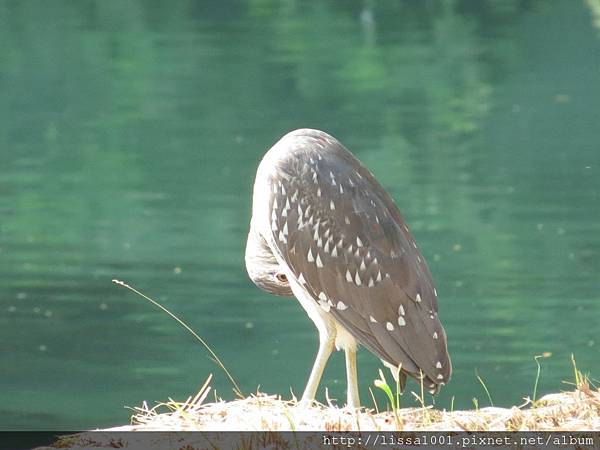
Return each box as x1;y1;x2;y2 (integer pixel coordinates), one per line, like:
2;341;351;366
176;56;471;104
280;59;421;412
1;1;599;430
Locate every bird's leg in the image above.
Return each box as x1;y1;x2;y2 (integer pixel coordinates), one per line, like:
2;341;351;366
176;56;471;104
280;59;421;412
300;331;335;405
344;347;360;408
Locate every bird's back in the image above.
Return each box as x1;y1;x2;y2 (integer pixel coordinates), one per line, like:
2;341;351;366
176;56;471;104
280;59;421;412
251;129;451;389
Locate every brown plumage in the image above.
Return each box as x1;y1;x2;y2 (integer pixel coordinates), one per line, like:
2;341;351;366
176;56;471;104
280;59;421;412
246;129;451;405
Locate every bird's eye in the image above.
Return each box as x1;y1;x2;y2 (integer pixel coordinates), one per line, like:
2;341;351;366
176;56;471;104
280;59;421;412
275;273;288;283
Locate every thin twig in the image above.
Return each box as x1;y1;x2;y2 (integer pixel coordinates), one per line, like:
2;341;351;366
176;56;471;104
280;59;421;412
112;279;243;397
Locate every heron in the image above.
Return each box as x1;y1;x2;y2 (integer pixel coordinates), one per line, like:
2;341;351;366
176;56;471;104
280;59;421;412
245;129;451;408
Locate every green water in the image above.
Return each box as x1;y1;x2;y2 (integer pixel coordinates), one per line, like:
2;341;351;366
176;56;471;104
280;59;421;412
1;1;599;430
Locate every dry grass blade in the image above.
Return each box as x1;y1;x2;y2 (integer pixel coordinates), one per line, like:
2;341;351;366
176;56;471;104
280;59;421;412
112;279;242;397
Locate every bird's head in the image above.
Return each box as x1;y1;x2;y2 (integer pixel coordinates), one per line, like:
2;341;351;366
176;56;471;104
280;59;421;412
245;226;293;297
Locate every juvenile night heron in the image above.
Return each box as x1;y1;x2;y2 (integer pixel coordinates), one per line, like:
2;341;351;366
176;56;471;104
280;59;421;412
245;129;451;408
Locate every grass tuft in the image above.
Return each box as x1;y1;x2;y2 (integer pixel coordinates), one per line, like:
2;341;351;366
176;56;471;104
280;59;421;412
117;356;598;432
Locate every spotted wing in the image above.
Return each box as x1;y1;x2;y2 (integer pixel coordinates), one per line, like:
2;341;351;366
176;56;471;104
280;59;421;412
261;129;451;388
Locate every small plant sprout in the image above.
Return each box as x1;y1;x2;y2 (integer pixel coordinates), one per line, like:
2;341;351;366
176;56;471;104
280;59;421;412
374;368;401;429
572;353;581;388
532;352;552;405
374;369;395;409
475;369;494;407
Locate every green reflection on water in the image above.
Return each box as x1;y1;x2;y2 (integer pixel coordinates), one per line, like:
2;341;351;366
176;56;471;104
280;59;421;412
1;0;599;429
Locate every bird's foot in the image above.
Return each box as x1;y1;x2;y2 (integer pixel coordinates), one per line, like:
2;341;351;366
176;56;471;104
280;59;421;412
298;397;317;409
344;401;361;411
